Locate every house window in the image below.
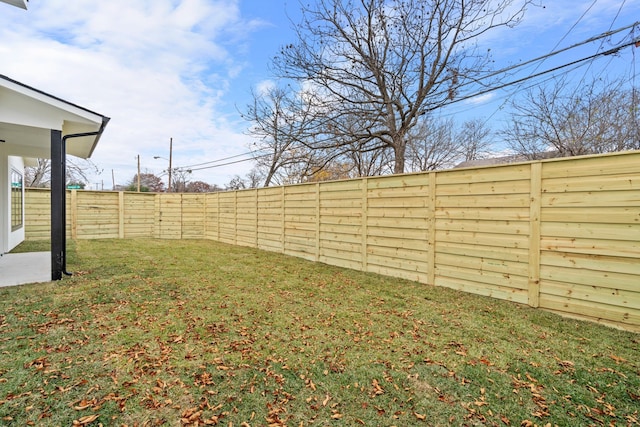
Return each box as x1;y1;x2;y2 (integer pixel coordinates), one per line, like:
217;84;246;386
11;168;23;231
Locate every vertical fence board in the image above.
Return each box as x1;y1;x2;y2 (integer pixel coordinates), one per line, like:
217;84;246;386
528;163;542;307
427;173;436;286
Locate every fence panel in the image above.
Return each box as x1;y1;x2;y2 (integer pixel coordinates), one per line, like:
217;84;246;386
181;194;206;239
539;154;640;327
24;188;50;240
366;174;431;282
123;192;155;238
257;187;284;252
434;164;532;304
155;194;182;239
284;183;317;261
73;191;120;239
318;180;363;269
217;192;236;245
237;190;258;247
204;193;219;241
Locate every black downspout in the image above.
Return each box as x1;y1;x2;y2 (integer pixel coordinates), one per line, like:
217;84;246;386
50;130;101;281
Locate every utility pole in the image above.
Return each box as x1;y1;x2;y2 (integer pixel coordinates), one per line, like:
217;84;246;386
111;169;115;190
137;155;141;192
168;137;173;193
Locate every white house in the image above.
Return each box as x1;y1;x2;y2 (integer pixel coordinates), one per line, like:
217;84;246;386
0;75;109;279
1;0;110;282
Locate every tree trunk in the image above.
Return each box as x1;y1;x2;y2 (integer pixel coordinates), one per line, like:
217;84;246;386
393;138;406;174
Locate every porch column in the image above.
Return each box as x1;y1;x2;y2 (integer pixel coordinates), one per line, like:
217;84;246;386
50;129;65;281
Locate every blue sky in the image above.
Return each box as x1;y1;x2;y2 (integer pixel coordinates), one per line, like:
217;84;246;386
0;0;638;188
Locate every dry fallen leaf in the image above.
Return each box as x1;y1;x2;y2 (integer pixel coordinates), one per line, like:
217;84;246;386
322;394;331;407
72;414;99;425
609;354;627;364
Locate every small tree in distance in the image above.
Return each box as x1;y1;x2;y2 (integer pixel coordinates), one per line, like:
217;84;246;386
502;77;640;158
185;181;222;193
126;173;165;192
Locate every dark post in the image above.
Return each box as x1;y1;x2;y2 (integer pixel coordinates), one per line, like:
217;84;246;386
50;129;64;281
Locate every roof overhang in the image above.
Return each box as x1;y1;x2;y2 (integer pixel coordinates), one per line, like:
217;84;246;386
0;0;28;10
0;74;109;160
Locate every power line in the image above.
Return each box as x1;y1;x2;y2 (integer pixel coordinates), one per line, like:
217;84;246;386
576;0;629;87
435;21;640;101
427;36;640;112
474;3;621;131
179;149;264;169
188;151;276;171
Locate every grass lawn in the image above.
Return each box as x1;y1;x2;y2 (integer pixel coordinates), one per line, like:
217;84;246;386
1;239;638;426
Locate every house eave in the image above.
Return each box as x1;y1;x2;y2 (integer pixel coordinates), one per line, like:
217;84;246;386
0;0;28;10
0;74;110;160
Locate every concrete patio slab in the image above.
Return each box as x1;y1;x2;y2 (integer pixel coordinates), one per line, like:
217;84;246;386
0;252;50;287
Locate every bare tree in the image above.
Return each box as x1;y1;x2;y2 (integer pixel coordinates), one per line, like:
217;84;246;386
406;117;460;171
241;84;326;186
226;175;247;191
126;173;165;192
503;77;640;158
457;118;493;162
185;181;221;193
347;146;393;177
25;157;101;188
273;0;533;174
170;169;192;193
24;159;50;188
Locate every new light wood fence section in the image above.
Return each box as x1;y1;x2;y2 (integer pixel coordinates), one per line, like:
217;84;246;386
24;151;640;331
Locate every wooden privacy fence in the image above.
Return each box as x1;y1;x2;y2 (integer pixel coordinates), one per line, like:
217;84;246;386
25;151;640;331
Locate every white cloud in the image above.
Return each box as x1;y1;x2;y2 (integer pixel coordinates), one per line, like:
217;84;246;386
255;79;276;96
0;0;259;186
464;93;496;106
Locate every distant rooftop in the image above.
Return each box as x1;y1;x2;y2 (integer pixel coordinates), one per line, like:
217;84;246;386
454;151;560;169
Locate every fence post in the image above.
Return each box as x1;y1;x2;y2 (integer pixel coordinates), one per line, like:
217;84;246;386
216;193;220;242
154;194;161;239
254;189;258;247
361;178;368;272
427;173;437;286
528;162;542;308
118;191;125;239
315;183;321;262
70;189;78;240
233;191;238;245
281;186;286;254
203;193;208;239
